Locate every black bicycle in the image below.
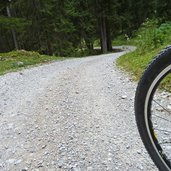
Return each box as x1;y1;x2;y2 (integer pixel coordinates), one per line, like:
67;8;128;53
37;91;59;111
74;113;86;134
135;46;171;171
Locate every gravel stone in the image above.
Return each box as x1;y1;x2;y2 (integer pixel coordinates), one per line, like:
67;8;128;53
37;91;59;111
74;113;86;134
6;159;16;164
0;46;157;171
137;163;144;170
167;104;171;110
137;149;142;154
121;95;127;99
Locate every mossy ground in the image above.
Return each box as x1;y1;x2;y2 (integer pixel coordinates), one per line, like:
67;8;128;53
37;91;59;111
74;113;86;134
0;50;65;75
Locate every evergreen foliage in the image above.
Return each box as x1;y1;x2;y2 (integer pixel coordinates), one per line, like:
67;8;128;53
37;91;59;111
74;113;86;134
1;0;171;56
116;20;171;81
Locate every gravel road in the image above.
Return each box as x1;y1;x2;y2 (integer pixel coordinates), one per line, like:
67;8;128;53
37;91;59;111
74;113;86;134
0;47;157;171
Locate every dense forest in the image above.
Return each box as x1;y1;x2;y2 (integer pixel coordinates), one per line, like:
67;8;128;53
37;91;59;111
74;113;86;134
1;0;171;56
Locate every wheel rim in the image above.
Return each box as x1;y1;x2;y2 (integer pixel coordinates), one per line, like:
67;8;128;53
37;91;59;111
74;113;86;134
145;64;171;170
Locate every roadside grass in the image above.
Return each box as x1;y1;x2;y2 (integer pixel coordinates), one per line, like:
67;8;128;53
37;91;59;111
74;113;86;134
0;50;65;75
116;19;171;81
0;46;122;76
117;46;166;80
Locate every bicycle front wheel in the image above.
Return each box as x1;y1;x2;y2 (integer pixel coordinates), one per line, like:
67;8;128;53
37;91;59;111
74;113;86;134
135;46;171;171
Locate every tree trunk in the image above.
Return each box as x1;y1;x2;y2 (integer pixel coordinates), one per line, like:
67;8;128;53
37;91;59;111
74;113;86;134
100;16;107;53
46;31;53;55
86;40;93;53
6;5;19;50
106;19;112;52
96;0;112;54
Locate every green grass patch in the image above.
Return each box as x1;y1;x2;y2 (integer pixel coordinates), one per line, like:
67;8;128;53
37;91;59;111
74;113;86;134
117;46;166;80
0;50;65;75
116;19;171;81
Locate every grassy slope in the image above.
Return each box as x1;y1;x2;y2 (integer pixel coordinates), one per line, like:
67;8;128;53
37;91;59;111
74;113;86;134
0;50;65;75
116;20;171;81
117;46;165;80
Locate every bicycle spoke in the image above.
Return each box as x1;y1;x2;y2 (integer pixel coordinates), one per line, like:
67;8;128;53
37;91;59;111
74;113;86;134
154;128;171;134
153;99;171;115
153;113;171;123
160;141;171;144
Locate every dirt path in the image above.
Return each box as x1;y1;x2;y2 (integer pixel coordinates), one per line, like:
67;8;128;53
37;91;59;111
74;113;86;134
0;48;157;171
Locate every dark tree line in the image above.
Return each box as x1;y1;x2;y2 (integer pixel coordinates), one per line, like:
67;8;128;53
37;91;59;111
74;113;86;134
0;0;171;56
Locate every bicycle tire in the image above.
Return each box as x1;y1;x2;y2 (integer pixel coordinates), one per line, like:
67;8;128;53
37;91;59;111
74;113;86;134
135;46;171;171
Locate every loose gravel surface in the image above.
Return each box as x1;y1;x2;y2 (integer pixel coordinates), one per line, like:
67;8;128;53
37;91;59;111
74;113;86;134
0;47;157;171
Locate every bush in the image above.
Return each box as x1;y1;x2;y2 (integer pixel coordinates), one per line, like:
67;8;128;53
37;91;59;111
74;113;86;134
135;19;171;51
116;19;171;81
